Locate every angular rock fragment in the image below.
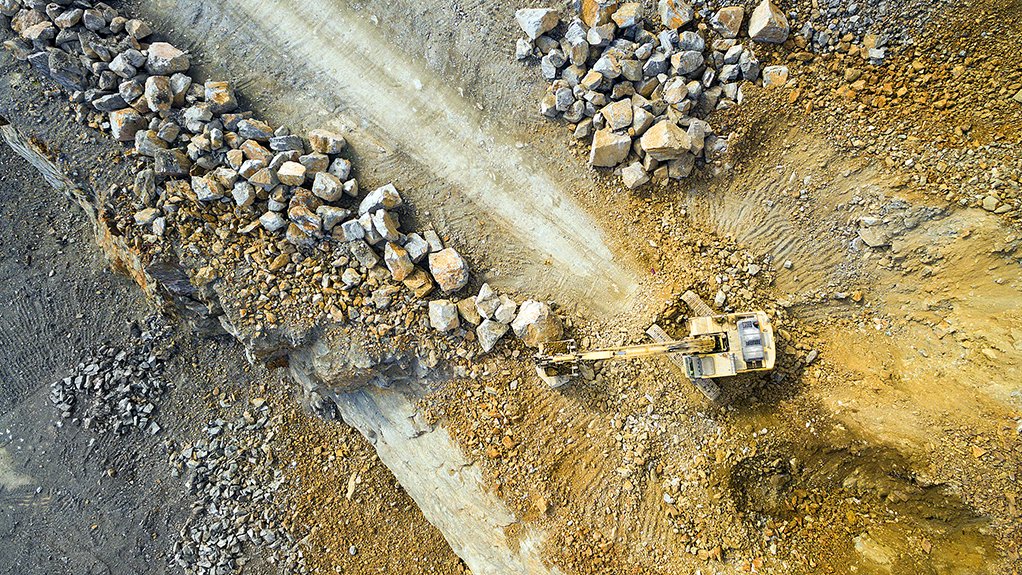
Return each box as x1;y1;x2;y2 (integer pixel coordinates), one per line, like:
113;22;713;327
191;175;224;202
511;300;564;348
204;81;237;114
429;300;460;332
316;205;350;230
601;99;633;131
589;128;631;167
476;319;509;353
429;248;469;293
276;161;306;186
238;119;274;141
109;108;146;141
658;0;693;30
384;242;414;281
335;219;364;241
311;171;343;202
145;75;172;113
259;211;287;232
515;8;560;40
748;0;789;44
581;0;619;27
358;183;403;215
611;3;642;27
621;162;649;189
146;42;189;75
308;129;347;154
761;65;788;88
710;6;744;39
371;209;401;242
125;19;152;39
348;240;380;268
640;121;691;161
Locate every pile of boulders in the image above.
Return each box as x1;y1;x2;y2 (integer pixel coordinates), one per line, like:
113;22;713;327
49;316;173;435
429;283;564;352
168;406;308;575
515;0;792;188
3;0;571;359
0;2;469;319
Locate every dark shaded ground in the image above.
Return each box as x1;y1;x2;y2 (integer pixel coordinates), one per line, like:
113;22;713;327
0;144;274;575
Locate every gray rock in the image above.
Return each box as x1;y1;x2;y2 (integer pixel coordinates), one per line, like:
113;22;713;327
511;300;564;348
238;119;274;141
311;171;343;202
403;233;429;263
371;209;401;242
191;175;224;202
317;205;350;230
259;211;287;232
429;248;469;293
92;93;127;112
232;182;256;208
476;319;509;353
658;0;693;29
621;162;649;189
429;300;460;332
748;0;789;44
308;129;346;154
348;240;380;268
515;8;560;40
358;183;403;215
384;242;414;281
335;219;364;241
146;42;190;75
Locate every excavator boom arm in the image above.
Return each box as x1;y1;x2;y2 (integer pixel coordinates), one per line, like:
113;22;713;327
537;336;715;365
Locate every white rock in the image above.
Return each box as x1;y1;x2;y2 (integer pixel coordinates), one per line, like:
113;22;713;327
515;8;560;40
429;300;460;332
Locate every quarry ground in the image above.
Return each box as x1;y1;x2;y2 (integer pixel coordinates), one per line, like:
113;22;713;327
1;0;1021;574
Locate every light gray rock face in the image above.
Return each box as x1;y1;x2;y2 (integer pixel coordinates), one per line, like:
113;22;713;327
748;0;789;44
589;128;631;167
515;8;559;40
428;299;460;332
511;300;564;348
476;319;509;353
359;183;403;215
146;42;190;75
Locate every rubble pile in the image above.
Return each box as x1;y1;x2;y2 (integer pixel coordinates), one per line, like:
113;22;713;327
167;404;309;575
49;316;173;435
1;0;568;358
515;0;792;188
430;282;564;353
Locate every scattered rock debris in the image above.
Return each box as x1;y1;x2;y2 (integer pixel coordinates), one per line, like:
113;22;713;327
49;315;173;435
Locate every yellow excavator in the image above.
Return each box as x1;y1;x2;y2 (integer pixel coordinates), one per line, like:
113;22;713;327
534;291;775;400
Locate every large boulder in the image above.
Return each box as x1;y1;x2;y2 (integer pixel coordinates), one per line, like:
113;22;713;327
748;0;789;44
515;8;559;40
589;129;631;167
429;248;469;293
511;300;564;348
640;121;691;161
